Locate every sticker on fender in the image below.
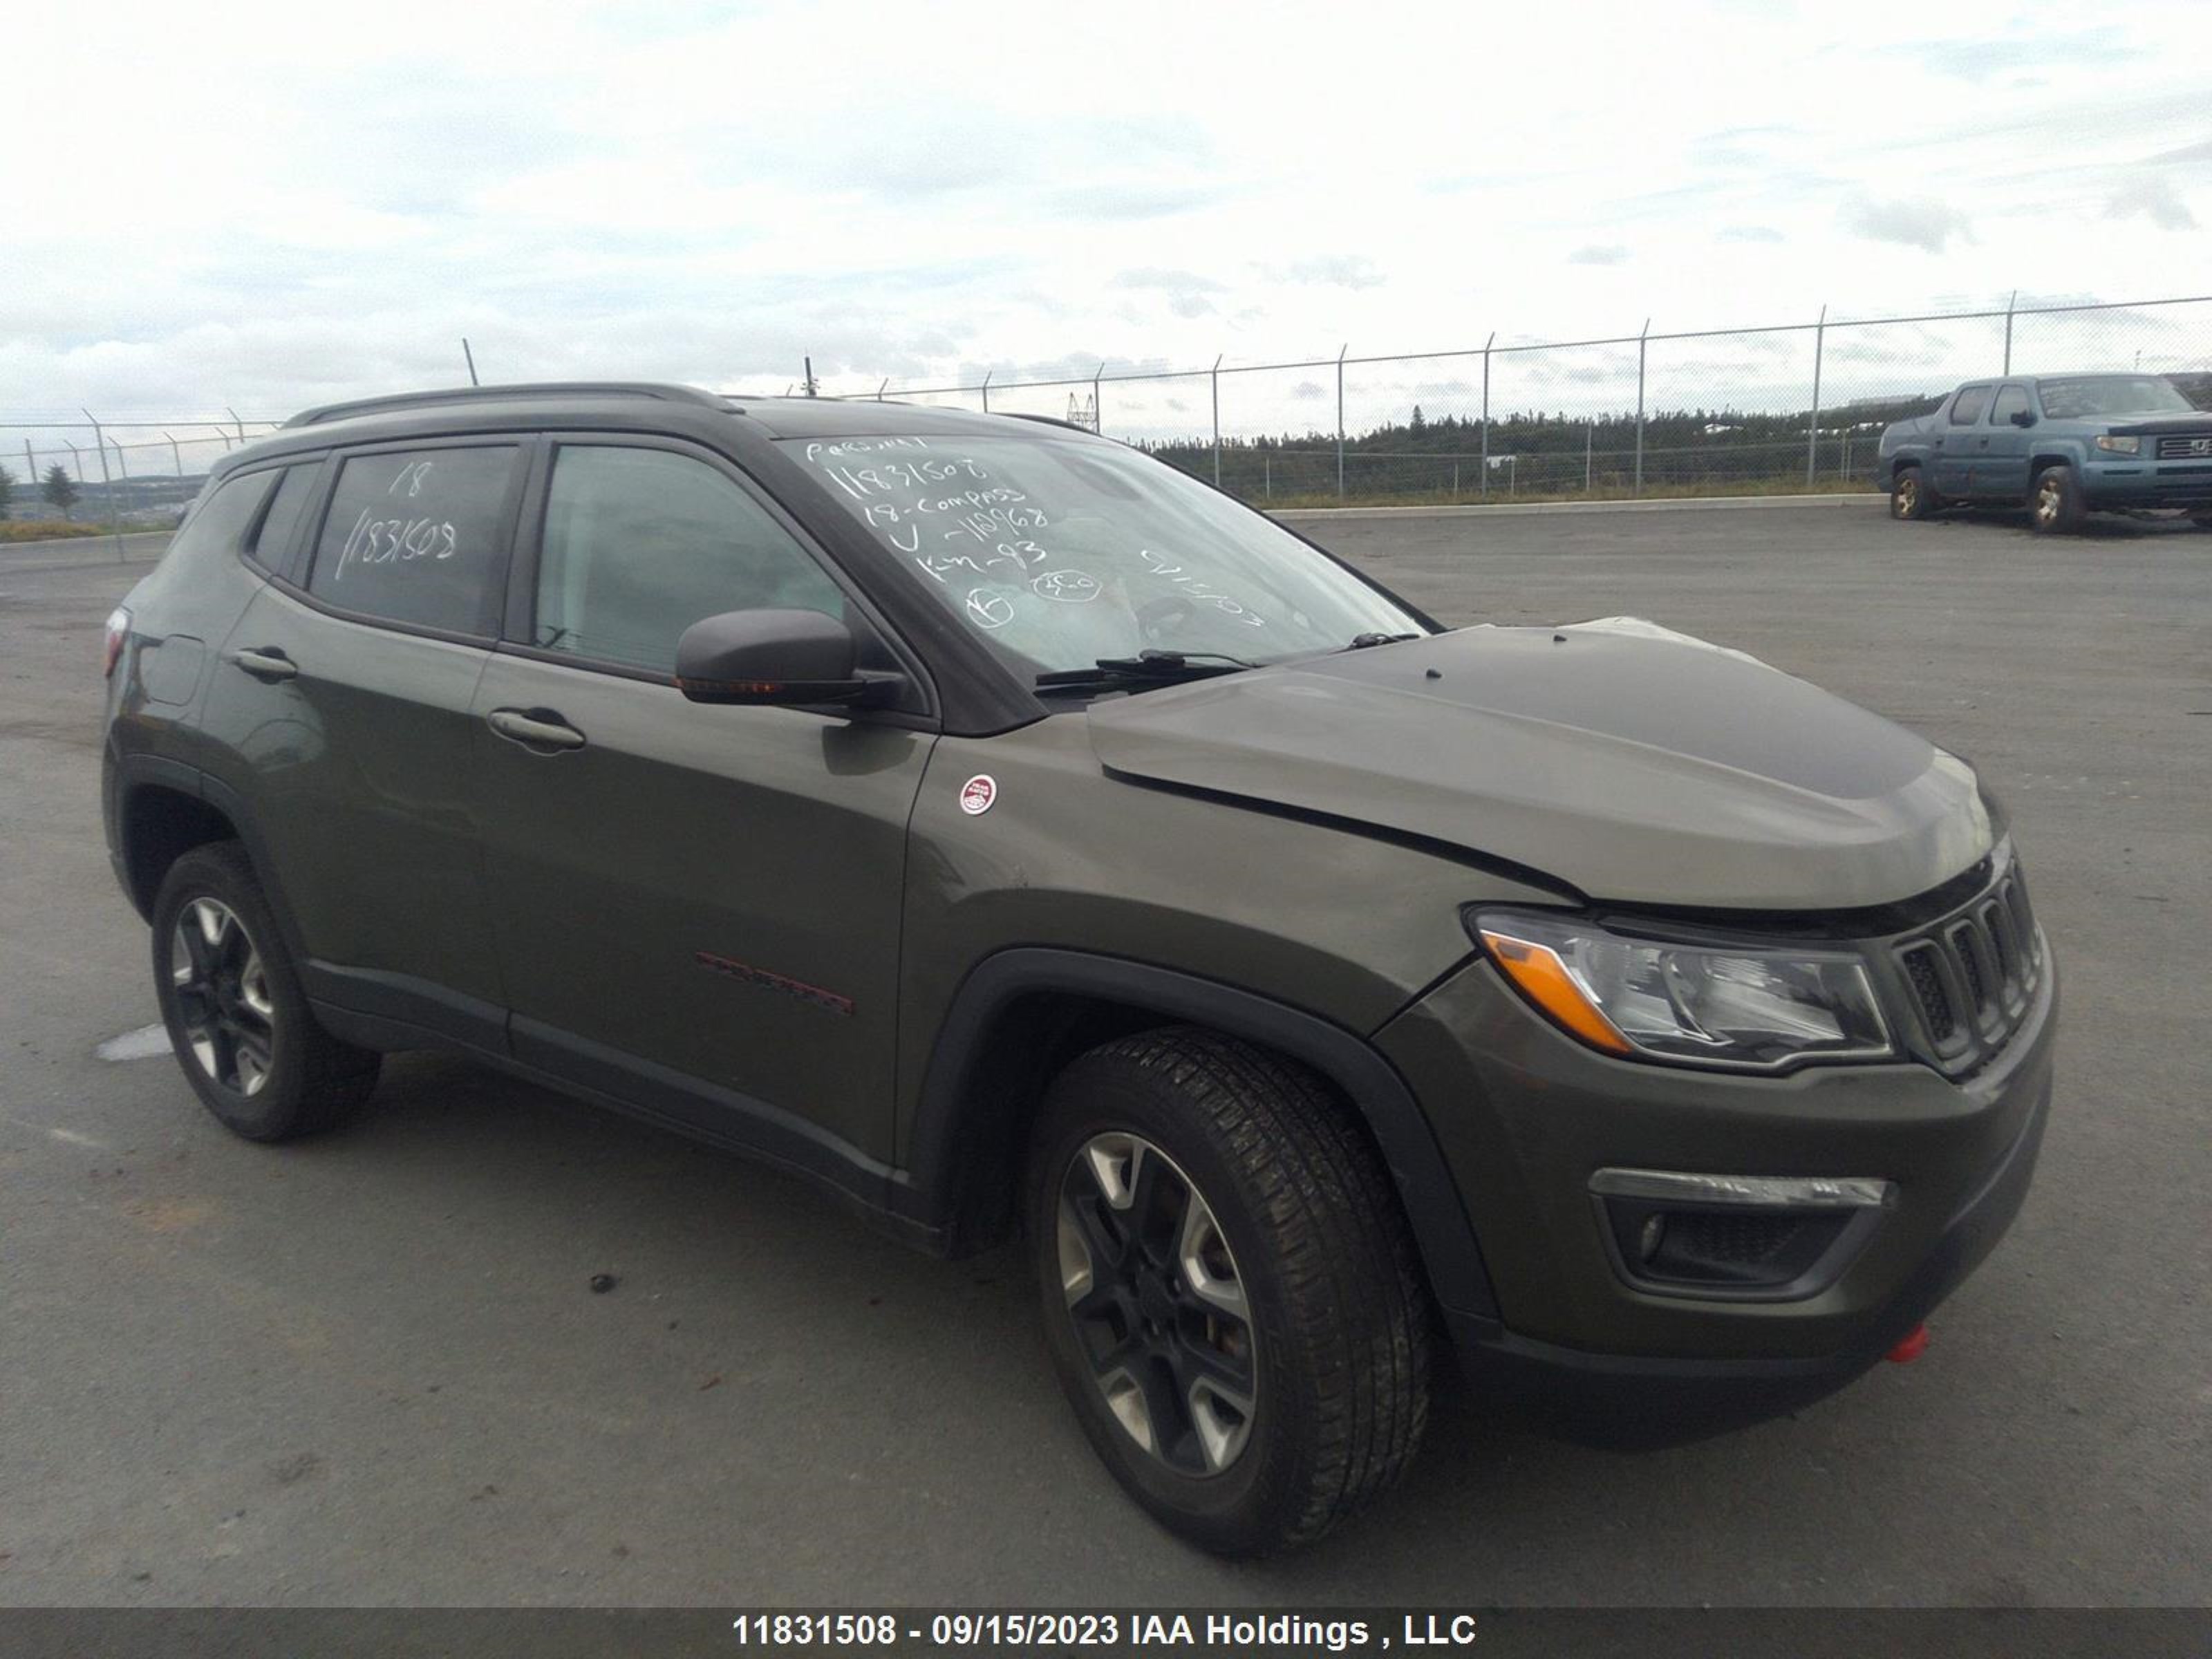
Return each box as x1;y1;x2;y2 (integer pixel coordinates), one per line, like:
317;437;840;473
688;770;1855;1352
959;774;997;815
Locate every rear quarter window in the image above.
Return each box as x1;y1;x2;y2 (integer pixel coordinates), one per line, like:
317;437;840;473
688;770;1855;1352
305;447;518;635
166;468;279;564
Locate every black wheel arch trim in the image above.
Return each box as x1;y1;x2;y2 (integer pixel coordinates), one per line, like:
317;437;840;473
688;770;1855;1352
902;946;1499;1319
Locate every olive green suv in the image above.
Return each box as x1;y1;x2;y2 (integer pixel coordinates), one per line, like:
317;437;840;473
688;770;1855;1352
102;384;2057;1555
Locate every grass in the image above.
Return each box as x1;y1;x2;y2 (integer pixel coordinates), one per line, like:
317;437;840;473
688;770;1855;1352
0;519;106;543
1250;476;1884;511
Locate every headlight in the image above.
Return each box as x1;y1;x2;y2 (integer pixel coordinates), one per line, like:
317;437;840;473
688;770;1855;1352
2095;434;2140;453
1470;910;1895;1071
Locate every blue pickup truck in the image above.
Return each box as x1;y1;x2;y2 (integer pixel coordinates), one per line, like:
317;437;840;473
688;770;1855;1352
1879;373;2212;533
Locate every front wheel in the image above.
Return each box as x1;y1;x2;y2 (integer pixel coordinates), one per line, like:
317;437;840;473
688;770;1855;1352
151;843;380;1141
2029;464;2088;534
1891;466;1939;521
1026;1028;1431;1556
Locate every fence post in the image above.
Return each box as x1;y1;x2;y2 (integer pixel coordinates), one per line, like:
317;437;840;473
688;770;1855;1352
1479;331;1494;497
227;406;247;447
164;432;182;476
1264;451;1271;499
1211;355;1222;489
83;411;127;561
2003;289;2018;375
1335;344;1347;499
876;378;888;402
1806;303;1826;487
24;439;35;496
1093;362;1104;439
1584;422;1593;494
980;370;991;414
1634;319;1649;496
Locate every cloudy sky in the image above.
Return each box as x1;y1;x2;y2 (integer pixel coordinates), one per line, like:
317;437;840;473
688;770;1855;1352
5;0;2209;456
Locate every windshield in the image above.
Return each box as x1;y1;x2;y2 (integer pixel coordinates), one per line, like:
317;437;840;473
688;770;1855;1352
2036;376;2194;420
781;433;1426;677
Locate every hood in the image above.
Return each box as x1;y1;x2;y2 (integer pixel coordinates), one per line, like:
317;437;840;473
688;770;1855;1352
2108;410;2212;437
1086;621;1996;911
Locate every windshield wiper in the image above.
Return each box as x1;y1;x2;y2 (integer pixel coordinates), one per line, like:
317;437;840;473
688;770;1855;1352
1342;632;1422;650
1034;649;1258;697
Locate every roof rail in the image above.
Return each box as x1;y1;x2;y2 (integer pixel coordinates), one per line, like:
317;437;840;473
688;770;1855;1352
282;382;733;429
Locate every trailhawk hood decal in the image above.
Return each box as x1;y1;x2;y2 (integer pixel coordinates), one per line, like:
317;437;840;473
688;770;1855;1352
1086;622;1995;910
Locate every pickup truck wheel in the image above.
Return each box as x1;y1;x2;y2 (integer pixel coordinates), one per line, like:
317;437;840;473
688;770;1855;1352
1025;1027;1430;1556
2030;465;2088;534
151;842;380;1141
1891;466;1939;521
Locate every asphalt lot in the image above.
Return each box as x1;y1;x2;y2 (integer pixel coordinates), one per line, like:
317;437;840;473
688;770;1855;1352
1;498;2207;1606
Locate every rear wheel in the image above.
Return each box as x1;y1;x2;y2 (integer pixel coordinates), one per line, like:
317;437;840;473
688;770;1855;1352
151;843;380;1141
1891;466;1939;521
2029;464;2088;534
1026;1027;1430;1556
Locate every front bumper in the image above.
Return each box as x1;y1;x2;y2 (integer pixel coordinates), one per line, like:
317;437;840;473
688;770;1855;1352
1375;932;2056;1441
2081;457;2212;509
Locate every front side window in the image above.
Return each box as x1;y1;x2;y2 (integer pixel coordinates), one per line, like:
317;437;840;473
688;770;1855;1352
1989;385;2032;426
532;446;845;673
2035;376;2195;420
782;434;1425;676
306;447;518;635
1949;386;1992;426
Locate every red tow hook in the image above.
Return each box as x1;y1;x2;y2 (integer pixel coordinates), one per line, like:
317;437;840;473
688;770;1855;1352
1885;1322;1931;1364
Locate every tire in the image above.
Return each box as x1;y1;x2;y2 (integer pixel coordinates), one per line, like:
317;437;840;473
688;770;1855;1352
2029;464;2088;534
1890;465;1939;521
150;842;379;1141
1025;1027;1430;1556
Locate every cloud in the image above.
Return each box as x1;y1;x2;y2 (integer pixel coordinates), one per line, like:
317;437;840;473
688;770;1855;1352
1290;381;1327;401
2148;138;2212;164
1282;255;1385;290
1568;245;1629;265
1919;32;2139;81
2106;176;2197;230
1110;267;1224;319
1839;193;1974;254
1718;225;1784;244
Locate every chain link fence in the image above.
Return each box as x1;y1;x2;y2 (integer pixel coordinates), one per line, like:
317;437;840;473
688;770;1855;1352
843;293;2212;505
8;293;2209;541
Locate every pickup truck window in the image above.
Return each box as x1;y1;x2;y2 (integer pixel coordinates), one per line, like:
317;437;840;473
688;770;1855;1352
1990;385;2032;426
1949;386;1992;425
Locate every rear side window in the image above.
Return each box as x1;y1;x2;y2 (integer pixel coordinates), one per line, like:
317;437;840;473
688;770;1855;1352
168;469;279;563
532;445;844;673
1949;386;1992;425
1990;385;2032;426
306;447;518;635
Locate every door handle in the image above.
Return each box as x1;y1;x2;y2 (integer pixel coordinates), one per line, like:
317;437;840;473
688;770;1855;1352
225;647;299;682
487;707;586;751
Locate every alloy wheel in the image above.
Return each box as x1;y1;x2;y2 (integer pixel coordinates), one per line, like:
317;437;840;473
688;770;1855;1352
1895;475;1918;517
170;897;276;1096
1056;1132;1256;1476
2034;478;2062;527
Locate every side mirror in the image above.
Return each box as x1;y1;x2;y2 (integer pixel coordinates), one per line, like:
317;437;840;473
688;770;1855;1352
2009;409;2036;427
675;608;888;708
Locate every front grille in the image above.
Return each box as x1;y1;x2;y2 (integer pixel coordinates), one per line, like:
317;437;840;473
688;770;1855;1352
2155;433;2212;460
1884;854;2043;1075
1901;946;1955;1042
